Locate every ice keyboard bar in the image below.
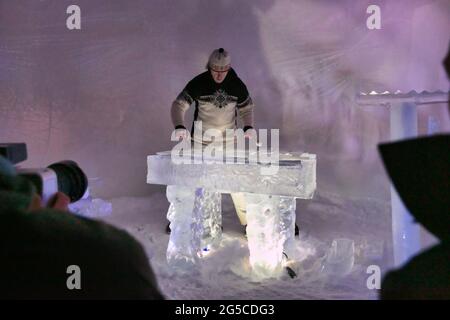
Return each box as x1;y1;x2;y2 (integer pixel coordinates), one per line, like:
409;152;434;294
147;151;316;199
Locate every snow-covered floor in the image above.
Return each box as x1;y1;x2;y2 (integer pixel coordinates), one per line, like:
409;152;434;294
98;191;391;300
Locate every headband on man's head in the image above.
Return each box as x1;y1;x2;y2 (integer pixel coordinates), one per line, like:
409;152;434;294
208;48;231;71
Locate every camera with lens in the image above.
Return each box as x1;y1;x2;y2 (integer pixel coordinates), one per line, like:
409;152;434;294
0;143;88;205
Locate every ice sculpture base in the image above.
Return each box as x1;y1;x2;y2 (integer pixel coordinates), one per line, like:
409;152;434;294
165;186;297;278
245;193;296;278
166;186;222;270
148;151;317;278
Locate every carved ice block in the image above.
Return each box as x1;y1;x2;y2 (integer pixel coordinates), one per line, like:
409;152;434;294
148;151;316;277
166;186;222;270
357;90;449;267
245;193;296;278
147;151;316;198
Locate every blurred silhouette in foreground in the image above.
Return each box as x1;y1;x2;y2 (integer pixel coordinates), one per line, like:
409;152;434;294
0;156;164;299
379;46;450;300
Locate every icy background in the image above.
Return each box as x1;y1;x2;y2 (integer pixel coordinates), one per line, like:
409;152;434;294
1;0;449;299
1;0;448;198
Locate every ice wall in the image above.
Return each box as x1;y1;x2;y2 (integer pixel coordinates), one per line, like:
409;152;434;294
0;0;449;198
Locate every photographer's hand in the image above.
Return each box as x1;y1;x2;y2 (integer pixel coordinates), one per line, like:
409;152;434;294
28;192;70;212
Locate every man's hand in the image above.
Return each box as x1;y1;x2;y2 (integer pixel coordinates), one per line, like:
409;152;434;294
28;192;70;212
242;127;262;147
175;128;189;140
243;126;256;139
244;130;254;139
173;125;189;140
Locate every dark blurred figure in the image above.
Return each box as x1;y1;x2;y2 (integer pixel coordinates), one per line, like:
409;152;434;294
0;156;164;299
379;46;450;300
446;43;450;114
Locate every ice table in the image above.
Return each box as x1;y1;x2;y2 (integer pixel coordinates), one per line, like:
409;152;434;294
147;150;316;278
357;90;449;267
